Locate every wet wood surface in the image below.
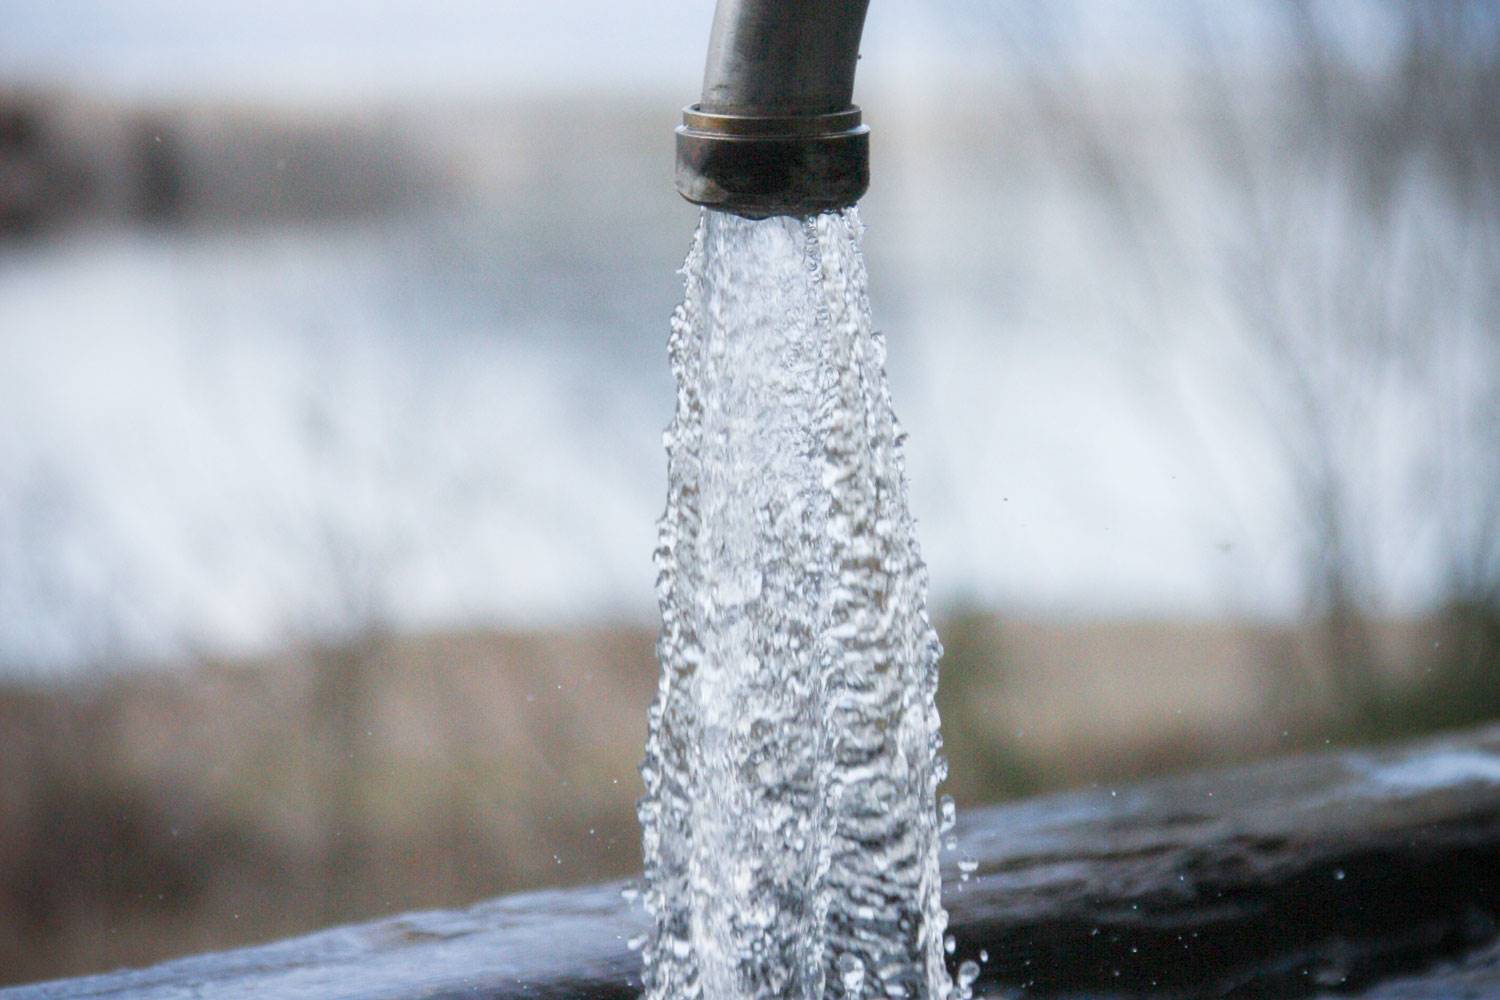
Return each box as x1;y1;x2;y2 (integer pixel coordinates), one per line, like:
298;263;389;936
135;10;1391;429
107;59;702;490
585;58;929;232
6;724;1499;999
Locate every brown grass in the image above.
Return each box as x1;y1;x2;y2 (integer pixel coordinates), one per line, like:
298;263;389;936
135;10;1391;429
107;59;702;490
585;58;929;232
0;614;1488;986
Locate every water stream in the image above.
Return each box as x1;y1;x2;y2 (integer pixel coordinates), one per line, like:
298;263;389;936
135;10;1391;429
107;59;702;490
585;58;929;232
638;209;953;999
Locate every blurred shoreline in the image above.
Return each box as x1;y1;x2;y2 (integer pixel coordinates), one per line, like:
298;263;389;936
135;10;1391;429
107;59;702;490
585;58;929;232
5;63;1497;672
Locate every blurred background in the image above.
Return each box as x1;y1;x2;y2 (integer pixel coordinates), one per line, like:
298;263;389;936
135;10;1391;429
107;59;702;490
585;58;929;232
2;0;1498;986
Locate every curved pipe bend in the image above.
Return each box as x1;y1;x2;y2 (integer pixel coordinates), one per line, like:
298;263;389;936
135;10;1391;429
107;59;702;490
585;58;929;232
676;0;872;219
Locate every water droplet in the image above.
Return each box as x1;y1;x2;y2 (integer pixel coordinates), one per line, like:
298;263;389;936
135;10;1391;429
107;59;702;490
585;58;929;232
956;959;981;998
836;952;865;994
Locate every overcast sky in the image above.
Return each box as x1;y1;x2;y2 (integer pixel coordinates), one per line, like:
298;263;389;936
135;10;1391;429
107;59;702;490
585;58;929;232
0;0;929;102
0;1;1409;105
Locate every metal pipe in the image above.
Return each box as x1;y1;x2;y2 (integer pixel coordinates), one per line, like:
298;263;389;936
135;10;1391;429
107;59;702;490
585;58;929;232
676;0;872;219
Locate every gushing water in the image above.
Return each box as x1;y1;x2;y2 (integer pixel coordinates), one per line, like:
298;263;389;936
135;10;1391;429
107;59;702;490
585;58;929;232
638;209;951;999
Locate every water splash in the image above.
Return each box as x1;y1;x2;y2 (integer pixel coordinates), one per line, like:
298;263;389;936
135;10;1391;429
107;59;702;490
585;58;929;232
638;209;951;999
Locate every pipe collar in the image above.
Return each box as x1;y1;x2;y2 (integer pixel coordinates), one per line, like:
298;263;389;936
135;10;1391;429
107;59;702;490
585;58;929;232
675;104;869;219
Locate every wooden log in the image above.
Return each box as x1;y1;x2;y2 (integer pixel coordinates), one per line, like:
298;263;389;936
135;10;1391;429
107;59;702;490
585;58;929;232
5;725;1498;999
945;725;1500;998
1345;940;1500;999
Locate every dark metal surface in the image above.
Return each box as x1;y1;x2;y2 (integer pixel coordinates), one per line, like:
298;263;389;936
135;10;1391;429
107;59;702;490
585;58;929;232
676;0;872;218
699;0;871;116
